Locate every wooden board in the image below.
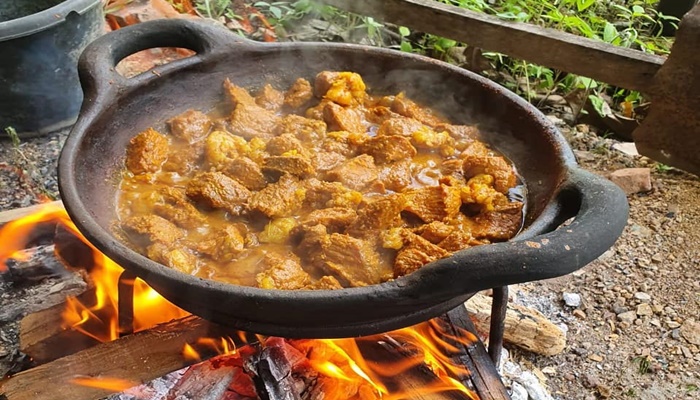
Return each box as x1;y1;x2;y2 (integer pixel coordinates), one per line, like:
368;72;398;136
0;201;63;225
320;0;664;92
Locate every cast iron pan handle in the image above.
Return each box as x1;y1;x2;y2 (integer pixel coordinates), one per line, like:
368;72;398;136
77;19;245;103
405;167;628;299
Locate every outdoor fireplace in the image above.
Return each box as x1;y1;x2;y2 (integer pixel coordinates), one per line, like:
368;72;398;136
0;203;512;400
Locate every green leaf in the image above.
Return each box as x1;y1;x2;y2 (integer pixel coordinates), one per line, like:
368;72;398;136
588;94;611;117
632;5;645;14
398;26;410;37
400;41;413;52
269;6;282;19
577;76;598;89
576;0;595;12
603;22;617;43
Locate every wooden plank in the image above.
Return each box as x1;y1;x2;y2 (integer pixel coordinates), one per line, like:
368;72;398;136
0;316;251;400
0;201;63;225
320;0;665;92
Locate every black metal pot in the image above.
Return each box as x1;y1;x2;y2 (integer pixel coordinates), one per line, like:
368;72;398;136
58;19;628;338
0;0;104;137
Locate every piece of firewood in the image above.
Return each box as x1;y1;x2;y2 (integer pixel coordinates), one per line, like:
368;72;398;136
465;293;566;356
0;201;63;225
1;245;71;284
0;316;250;400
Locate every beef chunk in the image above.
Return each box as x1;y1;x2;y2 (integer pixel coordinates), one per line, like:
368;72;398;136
416;221;454;244
167;110;212;143
314;71;366;106
256;252;311;290
303;179;362;210
125;128;169;174
440;159;464;177
255;84;284;111
224;78;258;107
365;106;402;124
376;117;425;137
347;194;406;236
274;114;327;141
312;151;346;172
323;102;365;134
438;230;477;252
195;225;246;261
204;130;249;169
266;133;308;156
249;174;305;218
224;157;267;191
153;187;206;229
390;92;445;127
163;142;204;174
361;135;417;164
123;215;183;246
472;202;523;241
298;227;384;287
300;207;358;233
147;243;198;274
227;102;278;140
462;154;517;194
377;160;412;192
263;154;315;180
435;124;479;150
393;231;450;278
284;78;314;109
185;171;251;216
326;154;379;191
305;275;343;290
403;184;462;223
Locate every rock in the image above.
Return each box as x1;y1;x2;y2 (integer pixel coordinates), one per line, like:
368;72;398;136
588;353;604;362
574;150;595;162
612;142;640;156
573;309;587;319
510;382;528;400
634;292;651;302
582;373;599;388
668;321;681;329
541;366;557;375
0;344;7;357
563;292;582;307
680;319;700;345
107;0;182;27
597;384;612;398
637;303;653;316
609;168;652;195
618;311;637;324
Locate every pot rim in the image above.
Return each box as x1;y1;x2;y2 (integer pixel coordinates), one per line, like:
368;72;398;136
0;0;102;41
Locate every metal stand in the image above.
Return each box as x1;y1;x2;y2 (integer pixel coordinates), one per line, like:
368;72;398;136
488;286;508;367
118;269;137;337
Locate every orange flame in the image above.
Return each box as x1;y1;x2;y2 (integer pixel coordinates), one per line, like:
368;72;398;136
69;376;138;392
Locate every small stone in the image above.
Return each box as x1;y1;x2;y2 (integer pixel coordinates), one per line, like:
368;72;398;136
651;253;664;263
0;344;7;357
612;305;628;314
588;353;604;362
510;382;528;400
680;320;700;345
637;303;653;316
597;384;612;398
563;292;582;307
609;168;652;195
612;142;639;156
573;309;587;319
582;373;599;388
668;321;681;329
618;310;637;324
541;366;557;375
652;304;664;314
634;292;651;302
563;373;575;382
671;328;681;340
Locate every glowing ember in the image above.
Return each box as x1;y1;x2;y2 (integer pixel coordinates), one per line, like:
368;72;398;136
0;204;480;398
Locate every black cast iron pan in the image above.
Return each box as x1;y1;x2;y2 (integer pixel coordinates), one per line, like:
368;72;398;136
58;19;628;338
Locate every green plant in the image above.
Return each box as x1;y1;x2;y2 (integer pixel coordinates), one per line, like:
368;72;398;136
4;126;20;148
632;356;651;374
195;0;232;19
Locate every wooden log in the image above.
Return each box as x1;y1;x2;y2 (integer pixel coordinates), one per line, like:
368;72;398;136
465;293;566;356
0;201;63;225
0;316;250;400
1;245;71;284
320;0;665;92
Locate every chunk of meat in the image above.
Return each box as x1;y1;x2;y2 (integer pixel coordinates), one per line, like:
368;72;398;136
326;154;379;191
347;194;406;236
435;124;479;150
227;102;278;140
311;151;346;172
163;142;204;174
323;102;365;134
147;243;198;274
266;133;307;156
300;207;358;233
263;153;315;180
248;174;305;218
303;179;362;209
185;172;251;216
440;159;464;177
204;130;249;169
297;227;385;287
376;117;425;137
416;221;454;244
255;84;284;111
378;160;412;192
167;110;212;143
195;225;246;261
462;154;517;194
274;114;327;142
390;92;445;127
122;215;183;246
304;275;343;290
153;187;206;229
361;135;417;164
223;78;257;108
284;78;314;109
224;157;267;191
125;128;169;174
438;230;479;252
364;106;402;124
403;184;462;223
472;202;523;241
393;231;450;278
314;71;367;106
256;252;311;290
